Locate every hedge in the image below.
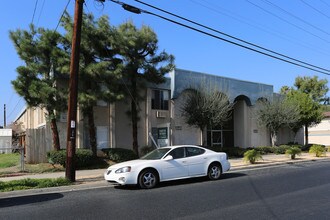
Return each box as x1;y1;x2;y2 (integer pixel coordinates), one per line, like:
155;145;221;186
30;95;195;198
101;148;138;163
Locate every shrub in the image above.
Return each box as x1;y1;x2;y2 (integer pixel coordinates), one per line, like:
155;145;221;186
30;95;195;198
274;145;291;154
255;146;276;155
309;144;326;157
285;146;302;159
101;148;138;163
203;146;246;158
47;149;95;169
140;146;156;156
243;149;262;164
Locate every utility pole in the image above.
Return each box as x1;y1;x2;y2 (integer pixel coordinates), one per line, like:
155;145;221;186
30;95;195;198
4;104;6;128
66;0;84;182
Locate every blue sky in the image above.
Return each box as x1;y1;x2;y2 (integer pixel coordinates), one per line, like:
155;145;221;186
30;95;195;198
1;0;330;125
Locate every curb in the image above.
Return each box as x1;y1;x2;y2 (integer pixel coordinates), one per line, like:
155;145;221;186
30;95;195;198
1;157;329;199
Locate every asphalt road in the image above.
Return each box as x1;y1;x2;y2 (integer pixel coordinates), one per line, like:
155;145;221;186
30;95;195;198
1;160;330;220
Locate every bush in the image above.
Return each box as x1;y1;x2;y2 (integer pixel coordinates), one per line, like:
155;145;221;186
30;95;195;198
101;148;138;163
274;145;291;154
47;149;95;169
140;146;156;156
255;146;276;155
203;146;247;158
309;144;326;157
285;146;302;159
243;149;262;164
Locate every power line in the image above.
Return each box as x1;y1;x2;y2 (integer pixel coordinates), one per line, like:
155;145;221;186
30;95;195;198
31;0;39;24
54;0;72;32
188;0;330;57
246;0;330;44
135;0;330;74
301;0;330;20
109;0;330;76
36;0;46;26
262;0;330;37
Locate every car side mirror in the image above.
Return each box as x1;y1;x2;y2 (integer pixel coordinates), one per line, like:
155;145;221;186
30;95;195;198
164;155;173;161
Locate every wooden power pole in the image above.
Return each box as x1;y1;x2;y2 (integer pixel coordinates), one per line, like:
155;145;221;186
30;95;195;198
66;0;84;182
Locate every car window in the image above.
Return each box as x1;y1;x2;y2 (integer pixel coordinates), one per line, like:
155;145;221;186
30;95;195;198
168;147;185;159
186;147;205;157
141;148;171;160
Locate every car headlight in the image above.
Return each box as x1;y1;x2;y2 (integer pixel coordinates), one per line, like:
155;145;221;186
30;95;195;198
115;166;131;174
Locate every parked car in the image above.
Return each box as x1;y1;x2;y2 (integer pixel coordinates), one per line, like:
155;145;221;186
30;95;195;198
104;145;230;189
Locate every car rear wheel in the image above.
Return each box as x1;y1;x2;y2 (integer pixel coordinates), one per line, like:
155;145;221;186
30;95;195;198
208;163;222;180
138;169;158;189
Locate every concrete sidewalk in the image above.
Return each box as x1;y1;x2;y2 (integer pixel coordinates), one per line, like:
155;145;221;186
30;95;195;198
0;152;328;183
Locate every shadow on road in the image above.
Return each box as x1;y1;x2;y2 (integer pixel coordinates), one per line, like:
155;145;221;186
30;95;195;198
114;172;247;190
0;193;64;208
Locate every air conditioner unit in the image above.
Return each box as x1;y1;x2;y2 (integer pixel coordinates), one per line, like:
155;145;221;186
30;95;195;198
156;111;167;118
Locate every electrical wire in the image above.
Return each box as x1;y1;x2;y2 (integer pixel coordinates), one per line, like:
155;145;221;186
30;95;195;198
301;0;330;20
31;0;39;24
54;0;71;32
246;0;330;43
135;0;330;73
36;0;46;26
188;0;330;57
108;0;330;76
262;0;330;37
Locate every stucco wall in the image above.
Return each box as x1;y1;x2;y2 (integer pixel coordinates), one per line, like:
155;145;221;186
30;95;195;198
308;118;330;146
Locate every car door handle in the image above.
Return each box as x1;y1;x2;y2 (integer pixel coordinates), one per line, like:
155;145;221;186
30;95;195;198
182;161;187;163
203;157;207;159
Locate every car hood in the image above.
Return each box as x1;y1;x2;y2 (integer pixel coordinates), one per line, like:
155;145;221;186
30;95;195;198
107;159;154;170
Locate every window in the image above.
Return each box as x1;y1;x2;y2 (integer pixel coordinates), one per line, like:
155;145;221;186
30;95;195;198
152;90;169;110
168;147;185;159
186;147;205;157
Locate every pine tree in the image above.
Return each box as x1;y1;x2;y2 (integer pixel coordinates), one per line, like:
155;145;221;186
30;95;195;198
10;25;69;151
61;13;123;156
114;21;174;156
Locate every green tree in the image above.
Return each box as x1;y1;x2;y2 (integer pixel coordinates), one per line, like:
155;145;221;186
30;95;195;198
280;76;327;145
114;21;174;156
180;88;234;145
294;76;328;103
10;25;69;151
286;90;323;145
61;13;124;156
255;97;300;146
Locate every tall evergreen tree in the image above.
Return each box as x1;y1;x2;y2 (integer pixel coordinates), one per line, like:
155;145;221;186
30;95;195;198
10;25;69;151
114;21;174;156
61;12;123;156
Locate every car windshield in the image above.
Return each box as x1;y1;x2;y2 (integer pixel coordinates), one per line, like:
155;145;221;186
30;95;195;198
140;148;171;160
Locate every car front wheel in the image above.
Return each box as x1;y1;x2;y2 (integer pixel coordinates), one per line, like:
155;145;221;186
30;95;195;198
138;169;158;189
208;163;222;180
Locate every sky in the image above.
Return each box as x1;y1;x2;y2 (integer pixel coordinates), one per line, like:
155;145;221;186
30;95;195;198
1;0;330;126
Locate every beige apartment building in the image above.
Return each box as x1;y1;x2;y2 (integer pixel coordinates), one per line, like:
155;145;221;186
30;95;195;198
15;69;303;157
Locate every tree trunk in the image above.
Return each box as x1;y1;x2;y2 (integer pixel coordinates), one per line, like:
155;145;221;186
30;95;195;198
131;72;139;157
304;124;309;145
131;99;139;156
270;131;278;147
87;108;97;157
50;118;60;151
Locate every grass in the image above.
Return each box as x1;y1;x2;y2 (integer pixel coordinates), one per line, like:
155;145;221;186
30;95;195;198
0;177;72;192
0;153;20;168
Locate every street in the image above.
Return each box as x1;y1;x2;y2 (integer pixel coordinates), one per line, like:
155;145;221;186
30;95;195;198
1;160;330;220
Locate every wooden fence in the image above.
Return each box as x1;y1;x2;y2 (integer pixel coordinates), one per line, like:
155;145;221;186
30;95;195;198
26;126;52;163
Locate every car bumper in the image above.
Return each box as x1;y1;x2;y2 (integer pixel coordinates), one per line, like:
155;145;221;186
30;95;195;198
104;170;138;185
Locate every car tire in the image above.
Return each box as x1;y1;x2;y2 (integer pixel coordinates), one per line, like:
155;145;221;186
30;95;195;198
207;163;222;180
138;169;158;189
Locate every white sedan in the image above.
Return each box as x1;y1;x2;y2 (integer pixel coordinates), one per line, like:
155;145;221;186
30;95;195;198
104;145;230;189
